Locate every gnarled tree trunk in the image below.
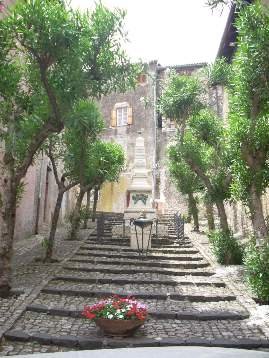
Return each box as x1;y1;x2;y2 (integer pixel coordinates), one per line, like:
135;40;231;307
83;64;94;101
215;200;229;233
248;184;268;242
69;188;85;240
188;192;199;231
92;187;99;222
45;189;64;261
205;201;215;231
187;159;229;233
83;189;91;229
0;154;17;297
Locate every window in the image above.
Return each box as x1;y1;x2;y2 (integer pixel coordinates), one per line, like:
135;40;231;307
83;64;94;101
111;102;133;127
116;106;128;126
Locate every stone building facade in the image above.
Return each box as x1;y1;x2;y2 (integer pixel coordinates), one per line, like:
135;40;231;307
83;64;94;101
97;61;206;215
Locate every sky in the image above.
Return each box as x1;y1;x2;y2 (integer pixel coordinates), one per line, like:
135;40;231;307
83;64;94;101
71;0;230;67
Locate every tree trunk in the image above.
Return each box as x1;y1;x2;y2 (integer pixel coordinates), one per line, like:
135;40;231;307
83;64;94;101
188;192;199;231
68;188;85;240
92;187;99;222
248;184;268;242
205;201;215;231
45;189;65;261
0;155;17;297
83;189;91;229
215;200;229;233
186;160;228;233
187;201;192;223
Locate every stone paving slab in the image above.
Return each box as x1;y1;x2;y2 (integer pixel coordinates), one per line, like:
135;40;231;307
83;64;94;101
44;280;232;297
57;269;226;286
70;256;210;269
79;244;200;254
62;262;215;277
32;293;248;316
1;217;269;355
76;250;204;261
0;340;74;356
26;303;249;321
53;273;226;288
4;311;267;343
3;346;269;358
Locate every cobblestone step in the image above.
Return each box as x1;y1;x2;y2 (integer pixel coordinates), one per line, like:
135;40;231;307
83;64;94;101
87;238;193;247
79;244;200;255
5;311;268;350
70;256;210;269
0;340;73;356
85;239;129;246
53;274;225;288
151;243;194;249
63;262;215;276
43;281;236;301
60;268;224;285
76;249;204;262
31;293;249;318
26;303;249;321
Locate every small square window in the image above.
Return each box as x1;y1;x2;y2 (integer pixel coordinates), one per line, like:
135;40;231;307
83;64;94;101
116;107;128;126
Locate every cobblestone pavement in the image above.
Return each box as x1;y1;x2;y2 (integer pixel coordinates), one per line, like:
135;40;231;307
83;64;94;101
0;215;269;355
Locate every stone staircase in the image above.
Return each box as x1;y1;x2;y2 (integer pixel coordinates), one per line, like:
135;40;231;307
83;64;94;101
2;213;269;353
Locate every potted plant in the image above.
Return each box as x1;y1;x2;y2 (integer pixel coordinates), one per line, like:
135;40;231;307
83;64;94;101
82;295;148;337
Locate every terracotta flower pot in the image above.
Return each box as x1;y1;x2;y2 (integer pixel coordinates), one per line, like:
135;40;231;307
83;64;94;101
95;318;145;337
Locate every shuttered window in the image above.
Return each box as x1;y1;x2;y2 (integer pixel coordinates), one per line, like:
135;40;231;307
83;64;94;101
111;102;133;127
116;106;128;126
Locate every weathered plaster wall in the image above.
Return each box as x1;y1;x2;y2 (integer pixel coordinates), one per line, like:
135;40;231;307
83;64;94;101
14;155;73;241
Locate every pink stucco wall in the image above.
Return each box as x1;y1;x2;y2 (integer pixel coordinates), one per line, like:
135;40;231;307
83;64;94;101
14;155;73;241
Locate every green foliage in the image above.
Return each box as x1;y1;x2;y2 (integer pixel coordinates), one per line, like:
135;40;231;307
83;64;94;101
205;58;231;87
244;240;269;302
208;230;244;265
88;141;125;185
158;71;203;125
205;0;248;10
168;144;202;195
229;2;269;203
0;0;139;175
80;205;92;222
189;108;224;148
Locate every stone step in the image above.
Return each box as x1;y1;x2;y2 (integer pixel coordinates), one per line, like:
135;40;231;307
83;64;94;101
70;256;210;269
32;293;249;319
86;240;194;249
61;267;221;284
53;273;225;288
79;244;200;255
75;250;204;262
43;281;235;301
5;312;268;349
26;303;249;321
62;263;215;277
86;239;129;245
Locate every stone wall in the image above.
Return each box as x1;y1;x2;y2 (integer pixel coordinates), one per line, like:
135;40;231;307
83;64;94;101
97;62;157;213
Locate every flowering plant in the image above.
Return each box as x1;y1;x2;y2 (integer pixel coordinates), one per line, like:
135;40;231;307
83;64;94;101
82;296;148;321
